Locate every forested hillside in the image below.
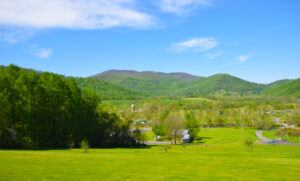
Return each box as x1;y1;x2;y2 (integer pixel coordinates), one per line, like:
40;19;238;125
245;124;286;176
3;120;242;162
267;79;292;88
178;74;266;96
92;69;202;80
89;70;300;97
1;66;299;101
90;70;199;96
74;77;142;100
263;78;300;97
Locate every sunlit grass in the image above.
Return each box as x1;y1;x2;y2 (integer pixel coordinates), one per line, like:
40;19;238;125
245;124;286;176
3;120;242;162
1;128;299;181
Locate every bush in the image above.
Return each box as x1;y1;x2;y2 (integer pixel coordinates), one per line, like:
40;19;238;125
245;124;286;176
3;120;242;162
80;139;89;153
244;138;253;149
275;128;300;137
152;124;164;137
162;145;172;152
291;129;300;137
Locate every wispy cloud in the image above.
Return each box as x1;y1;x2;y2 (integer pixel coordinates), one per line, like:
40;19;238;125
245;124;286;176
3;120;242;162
237;55;249;63
0;0;155;30
31;45;53;59
170;37;218;52
156;0;210;14
0;27;33;43
206;50;224;59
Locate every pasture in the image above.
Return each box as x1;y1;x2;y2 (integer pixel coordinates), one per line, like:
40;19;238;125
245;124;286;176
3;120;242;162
1;128;300;181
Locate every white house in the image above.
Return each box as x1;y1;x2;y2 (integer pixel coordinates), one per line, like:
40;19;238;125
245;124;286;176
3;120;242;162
179;129;191;143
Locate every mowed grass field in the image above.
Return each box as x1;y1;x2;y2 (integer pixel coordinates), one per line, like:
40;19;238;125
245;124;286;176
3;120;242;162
1;128;300;181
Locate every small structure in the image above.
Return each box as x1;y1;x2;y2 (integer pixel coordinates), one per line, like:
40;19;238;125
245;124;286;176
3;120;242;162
131;104;135;112
134;119;147;125
179;129;191;143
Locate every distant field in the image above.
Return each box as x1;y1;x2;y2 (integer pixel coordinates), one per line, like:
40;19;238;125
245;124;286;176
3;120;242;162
102;99;147;107
102;97;212;107
182;97;212;101
1;128;299;181
262;129;300;143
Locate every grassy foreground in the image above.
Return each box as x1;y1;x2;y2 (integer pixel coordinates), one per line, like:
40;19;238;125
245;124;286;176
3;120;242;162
1;128;300;181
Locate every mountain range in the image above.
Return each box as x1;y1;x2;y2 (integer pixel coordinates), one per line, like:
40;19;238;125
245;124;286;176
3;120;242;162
1;65;299;99
86;69;300;98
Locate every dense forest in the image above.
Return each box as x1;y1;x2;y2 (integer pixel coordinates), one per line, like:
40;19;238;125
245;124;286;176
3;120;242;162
0;65;137;148
263;78;300;97
90;71;195;96
74;77;142;100
178;74;266;96
90;70;300;98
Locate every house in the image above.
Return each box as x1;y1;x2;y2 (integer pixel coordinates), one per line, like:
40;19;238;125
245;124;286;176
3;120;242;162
134;119;147;125
179;129;191;143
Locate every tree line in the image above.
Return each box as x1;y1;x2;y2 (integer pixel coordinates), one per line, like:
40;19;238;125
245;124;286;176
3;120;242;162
110;101;300;144
0;65;136;148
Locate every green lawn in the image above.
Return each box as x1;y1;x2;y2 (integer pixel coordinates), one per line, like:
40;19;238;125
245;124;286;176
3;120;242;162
195;127;257;144
262;129;300;143
1;128;300;181
144;130;155;141
144;127;257;143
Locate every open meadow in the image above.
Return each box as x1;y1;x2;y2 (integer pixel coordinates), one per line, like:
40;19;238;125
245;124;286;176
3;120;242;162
1;128;300;181
1;1;300;180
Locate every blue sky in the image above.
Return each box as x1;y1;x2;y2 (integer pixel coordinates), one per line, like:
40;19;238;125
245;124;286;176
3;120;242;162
0;0;299;83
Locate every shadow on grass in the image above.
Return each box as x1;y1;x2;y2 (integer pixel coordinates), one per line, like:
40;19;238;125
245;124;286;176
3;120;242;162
0;147;71;151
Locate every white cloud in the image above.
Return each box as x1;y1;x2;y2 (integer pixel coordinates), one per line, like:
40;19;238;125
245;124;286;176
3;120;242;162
31;45;53;59
206;50;224;59
156;0;210;14
237;55;249;63
0;0;155;29
171;37;218;52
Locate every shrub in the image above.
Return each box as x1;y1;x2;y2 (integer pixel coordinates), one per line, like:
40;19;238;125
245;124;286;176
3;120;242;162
275;128;300;137
80;139;89;153
244;138;253;149
162;145;172;152
291;129;300;137
275;130;282;136
152;124;164;137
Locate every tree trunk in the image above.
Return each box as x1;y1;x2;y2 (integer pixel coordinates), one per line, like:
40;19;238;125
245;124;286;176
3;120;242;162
174;132;177;145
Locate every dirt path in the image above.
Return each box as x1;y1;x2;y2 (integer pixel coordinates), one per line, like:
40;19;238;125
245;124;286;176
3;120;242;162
256;130;272;143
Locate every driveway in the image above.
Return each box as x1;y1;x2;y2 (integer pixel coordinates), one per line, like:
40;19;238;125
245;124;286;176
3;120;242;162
142;141;172;145
255;130;300;145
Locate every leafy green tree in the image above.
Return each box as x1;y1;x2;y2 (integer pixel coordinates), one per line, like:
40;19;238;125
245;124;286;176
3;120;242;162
152;124;164;136
80;139;89;152
164;111;184;144
184;111;199;141
0;65;137;148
